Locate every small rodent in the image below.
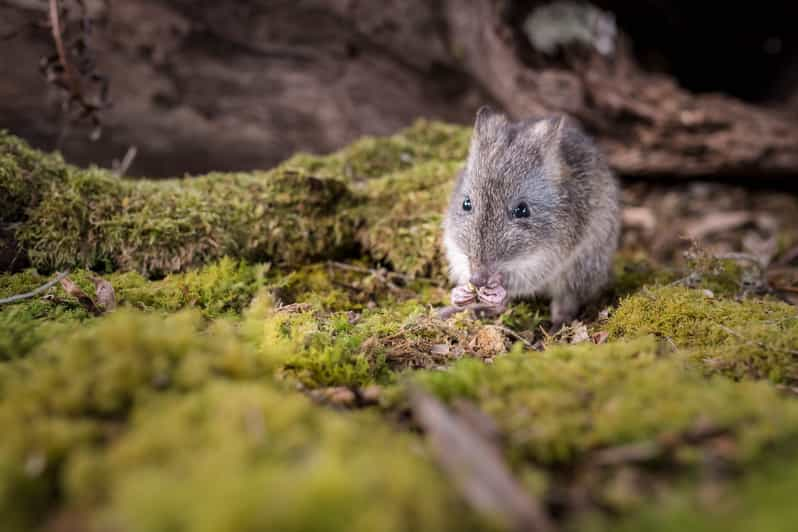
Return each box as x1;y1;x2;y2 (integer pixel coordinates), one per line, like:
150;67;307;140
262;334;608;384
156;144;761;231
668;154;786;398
442;105;620;330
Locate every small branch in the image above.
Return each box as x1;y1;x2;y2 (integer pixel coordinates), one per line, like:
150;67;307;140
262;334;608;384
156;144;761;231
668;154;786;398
488;324;535;350
0;271;70;306
408;386;554;532
49;0;82;99
112;146;137;176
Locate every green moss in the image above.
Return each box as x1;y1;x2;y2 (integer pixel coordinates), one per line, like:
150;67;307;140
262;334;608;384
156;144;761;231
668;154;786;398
64;382;484;532
0;305;488;532
611;254;679;299
1;130;360;275
357;160;461;278
0;306;290;531
585;455;798;532
500;300;548;332
277;119;470;182
0;258;267;360
1;121;472;278
116;256;267;317
607;286;798;383
0;130;69;222
413;337;798;467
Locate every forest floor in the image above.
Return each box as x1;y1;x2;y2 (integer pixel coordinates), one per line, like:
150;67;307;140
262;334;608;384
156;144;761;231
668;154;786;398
2;121;798;532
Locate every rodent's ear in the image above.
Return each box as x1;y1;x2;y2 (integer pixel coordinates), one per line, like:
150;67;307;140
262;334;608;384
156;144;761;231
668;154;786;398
473;105;507;138
533;115;570;181
529;115;568;145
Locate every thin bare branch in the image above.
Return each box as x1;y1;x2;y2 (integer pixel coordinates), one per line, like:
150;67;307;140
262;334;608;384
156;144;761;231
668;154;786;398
0;271;70;306
409;386;554;532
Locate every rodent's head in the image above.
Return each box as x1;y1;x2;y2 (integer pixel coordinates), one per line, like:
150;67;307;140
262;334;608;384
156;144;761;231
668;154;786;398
443;106;587;291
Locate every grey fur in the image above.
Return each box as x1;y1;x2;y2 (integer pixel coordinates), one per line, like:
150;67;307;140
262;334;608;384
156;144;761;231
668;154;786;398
442;106;620;329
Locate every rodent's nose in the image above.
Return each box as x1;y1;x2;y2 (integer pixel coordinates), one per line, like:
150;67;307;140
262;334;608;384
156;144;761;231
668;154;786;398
469;270;490;288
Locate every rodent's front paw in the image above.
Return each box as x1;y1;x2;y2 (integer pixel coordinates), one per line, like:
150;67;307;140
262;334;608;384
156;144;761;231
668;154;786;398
451;283;478;306
476;283;507;307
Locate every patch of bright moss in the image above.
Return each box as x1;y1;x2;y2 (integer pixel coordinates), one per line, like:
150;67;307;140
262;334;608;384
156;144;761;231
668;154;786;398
0;258;267;359
357;160;461;278
115;256;267;317
607;286;798;383
1;131;360;275
65;382;485;532
411;336;798;467
0;305;489;532
276;119;470;182
2;121;471;278
0;306;293;531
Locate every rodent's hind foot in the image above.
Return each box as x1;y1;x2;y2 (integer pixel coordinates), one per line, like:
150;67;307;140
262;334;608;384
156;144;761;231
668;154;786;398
468;301;507;319
549;294;580;334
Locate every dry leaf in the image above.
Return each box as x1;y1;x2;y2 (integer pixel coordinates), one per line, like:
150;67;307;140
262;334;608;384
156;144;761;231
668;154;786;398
469;327;507;356
59;277;102;316
591;331;609;344
310;387;356;407
430;343;450;355
570;322;590;344
623;206;656;232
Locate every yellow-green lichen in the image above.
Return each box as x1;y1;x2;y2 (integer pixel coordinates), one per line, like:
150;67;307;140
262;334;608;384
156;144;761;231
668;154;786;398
607;286;798;383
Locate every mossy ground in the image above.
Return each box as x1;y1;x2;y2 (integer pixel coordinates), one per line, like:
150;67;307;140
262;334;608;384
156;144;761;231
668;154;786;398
2;125;798;532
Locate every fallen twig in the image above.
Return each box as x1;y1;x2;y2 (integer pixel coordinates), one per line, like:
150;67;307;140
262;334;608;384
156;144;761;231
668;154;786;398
0;271;70;306
49;0;81;98
408;386;553;532
488;324;536;350
59;276;103;316
112;146;138;176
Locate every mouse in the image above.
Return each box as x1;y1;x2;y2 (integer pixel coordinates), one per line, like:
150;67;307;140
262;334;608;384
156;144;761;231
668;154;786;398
441;105;621;332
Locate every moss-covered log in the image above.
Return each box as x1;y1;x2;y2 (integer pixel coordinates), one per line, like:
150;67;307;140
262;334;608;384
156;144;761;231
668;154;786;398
1;120;469;276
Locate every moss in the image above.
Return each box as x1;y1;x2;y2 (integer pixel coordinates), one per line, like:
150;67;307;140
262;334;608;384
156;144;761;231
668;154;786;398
276;119;470;183
0;306;487;532
584;454;798;532
0;270;95;360
0;258;266;359
0;307;289;531
500;300;548;332
412;337;798;467
0;130;69;223
64;382;485;532
357;160;461;278
115;256;267;317
607;286;798;383
611;254;679;299
2;121;471;278
1;131;360;275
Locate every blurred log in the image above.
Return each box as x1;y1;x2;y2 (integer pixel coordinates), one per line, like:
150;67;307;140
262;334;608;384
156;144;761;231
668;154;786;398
1;0;797;180
443;0;798;178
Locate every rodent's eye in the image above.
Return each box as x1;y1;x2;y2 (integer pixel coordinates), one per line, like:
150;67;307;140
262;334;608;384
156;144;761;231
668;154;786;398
512;202;530;219
462;196;472;212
